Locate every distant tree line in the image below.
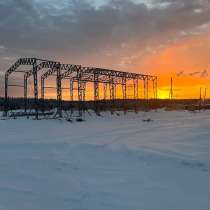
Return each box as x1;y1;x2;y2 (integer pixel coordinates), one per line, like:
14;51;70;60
0;97;207;112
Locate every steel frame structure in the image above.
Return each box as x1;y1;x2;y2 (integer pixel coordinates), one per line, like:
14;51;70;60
4;58;59;119
24;61;60;113
58;66;157;100
4;57;158;119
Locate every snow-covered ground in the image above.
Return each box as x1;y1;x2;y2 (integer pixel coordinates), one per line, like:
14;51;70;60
0;110;210;210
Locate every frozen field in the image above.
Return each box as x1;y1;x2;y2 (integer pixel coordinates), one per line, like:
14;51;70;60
0;110;210;210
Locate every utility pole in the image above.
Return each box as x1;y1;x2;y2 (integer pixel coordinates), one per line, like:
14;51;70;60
204;88;207;105
169;77;173;100
199;87;202;109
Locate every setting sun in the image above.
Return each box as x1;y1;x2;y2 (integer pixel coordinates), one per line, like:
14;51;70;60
158;89;170;99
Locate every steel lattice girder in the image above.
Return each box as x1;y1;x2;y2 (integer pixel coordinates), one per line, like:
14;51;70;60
81;67;156;81
41;63;78;80
25;60;60;79
5;57;157;85
69;75;125;85
5;58;57;76
6;58;36;76
60;65;81;79
60;65;157;82
57;65;157;102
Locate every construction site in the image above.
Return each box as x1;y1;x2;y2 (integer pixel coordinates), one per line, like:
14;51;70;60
3;57;159;120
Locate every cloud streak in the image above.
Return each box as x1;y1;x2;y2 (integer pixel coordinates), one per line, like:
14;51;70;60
176;70;209;78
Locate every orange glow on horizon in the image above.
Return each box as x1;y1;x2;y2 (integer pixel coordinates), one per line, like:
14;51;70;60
137;33;210;99
43;33;210;100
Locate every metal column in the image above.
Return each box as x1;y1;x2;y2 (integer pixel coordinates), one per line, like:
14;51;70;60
153;77;158;99
70;79;74;101
94;73;99;101
41;78;44;100
77;69;83;117
133;79;139;99
4;74;8;116
24;75;28;113
33;61;38;120
144;78;149;100
56;64;62;118
122;77;127;100
110;78;115;100
155;78;158;99
103;83;108;100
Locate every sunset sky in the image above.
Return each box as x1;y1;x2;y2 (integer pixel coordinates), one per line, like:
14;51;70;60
0;0;210;99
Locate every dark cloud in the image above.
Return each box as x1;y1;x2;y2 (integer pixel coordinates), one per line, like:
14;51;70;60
0;0;210;60
0;0;210;95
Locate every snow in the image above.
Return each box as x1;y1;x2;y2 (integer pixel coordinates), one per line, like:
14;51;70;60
0;110;210;210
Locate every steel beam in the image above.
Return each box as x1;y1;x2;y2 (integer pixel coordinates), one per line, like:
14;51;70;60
122;77;127;100
24;75;28;113
133;79;139;99
41;78;44;100
4;74;8;116
56;64;62;117
153;77;158;99
144;77;150;100
32;62;38;119
109;76;115;100
94;73;99;101
103;83;108;100
70;79;74;101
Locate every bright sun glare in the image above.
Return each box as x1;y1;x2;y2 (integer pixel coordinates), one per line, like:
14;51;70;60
158;90;169;99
